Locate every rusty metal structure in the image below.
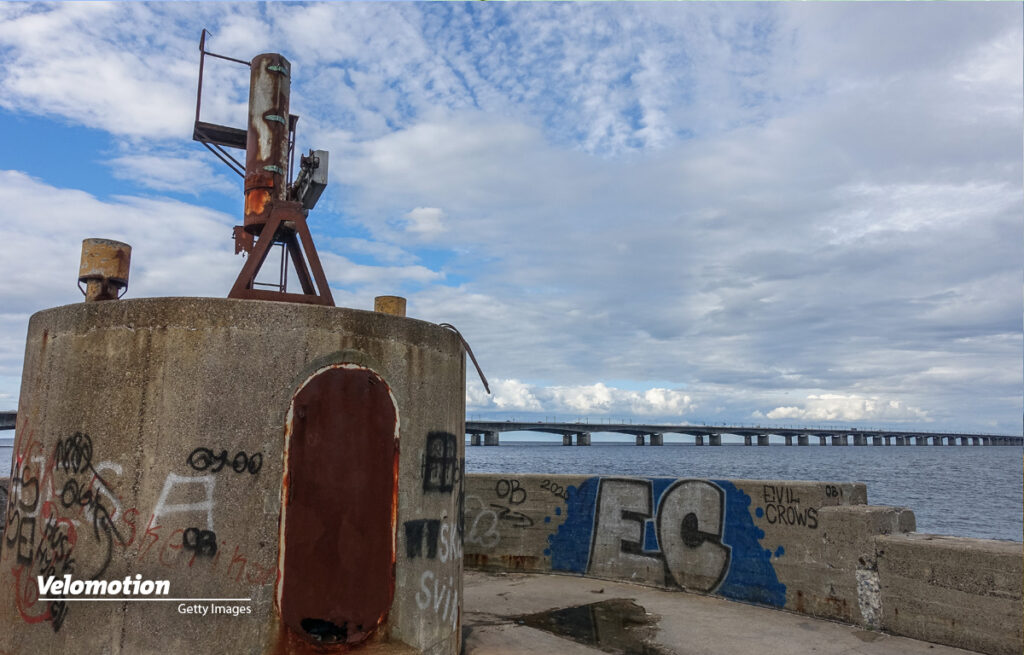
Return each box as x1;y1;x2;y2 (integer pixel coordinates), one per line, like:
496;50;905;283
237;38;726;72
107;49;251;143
77;238;132;301
194;30;334;305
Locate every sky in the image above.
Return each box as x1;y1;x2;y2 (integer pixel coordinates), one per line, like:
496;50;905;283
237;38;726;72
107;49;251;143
0;2;1021;436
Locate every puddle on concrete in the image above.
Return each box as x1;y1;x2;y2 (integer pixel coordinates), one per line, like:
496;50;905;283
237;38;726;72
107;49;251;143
515;599;671;655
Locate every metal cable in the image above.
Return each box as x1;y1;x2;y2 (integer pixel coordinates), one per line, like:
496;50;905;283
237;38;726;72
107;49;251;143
438;323;490;394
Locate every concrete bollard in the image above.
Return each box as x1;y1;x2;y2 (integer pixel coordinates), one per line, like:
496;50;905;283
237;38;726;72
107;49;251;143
0;298;465;654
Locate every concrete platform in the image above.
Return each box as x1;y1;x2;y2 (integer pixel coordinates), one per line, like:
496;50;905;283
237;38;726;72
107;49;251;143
462;570;981;655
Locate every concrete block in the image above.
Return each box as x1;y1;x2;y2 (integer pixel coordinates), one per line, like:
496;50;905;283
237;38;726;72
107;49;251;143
876;533;1022;655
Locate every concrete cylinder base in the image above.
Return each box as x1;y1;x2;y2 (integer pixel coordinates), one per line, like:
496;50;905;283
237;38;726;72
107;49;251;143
0;298;465;655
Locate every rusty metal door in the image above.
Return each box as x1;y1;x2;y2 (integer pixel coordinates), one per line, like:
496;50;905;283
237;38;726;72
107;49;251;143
278;364;399;646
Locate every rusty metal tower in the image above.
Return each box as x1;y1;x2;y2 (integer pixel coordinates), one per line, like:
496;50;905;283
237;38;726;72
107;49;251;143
193;30;334;305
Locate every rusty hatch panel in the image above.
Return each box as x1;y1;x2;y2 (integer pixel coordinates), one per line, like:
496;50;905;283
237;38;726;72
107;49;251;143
279;364;399;647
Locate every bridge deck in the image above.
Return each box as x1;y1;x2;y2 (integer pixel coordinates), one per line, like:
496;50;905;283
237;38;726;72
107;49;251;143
465;420;1023;446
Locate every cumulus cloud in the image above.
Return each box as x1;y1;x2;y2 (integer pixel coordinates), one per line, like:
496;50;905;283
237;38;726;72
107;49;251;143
468;379;695;419
401;207;446;238
754;394;930;423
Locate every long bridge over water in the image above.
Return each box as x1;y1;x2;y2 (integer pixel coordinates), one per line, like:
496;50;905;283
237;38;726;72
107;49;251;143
466;420;1024;447
2;412;1020;447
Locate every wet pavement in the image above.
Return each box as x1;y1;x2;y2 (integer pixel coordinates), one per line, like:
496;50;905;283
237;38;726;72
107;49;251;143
462;570;982;655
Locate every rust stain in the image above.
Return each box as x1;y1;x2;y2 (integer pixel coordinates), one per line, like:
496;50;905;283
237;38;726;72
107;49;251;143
276;364;399;651
502;555;540;571
245;189;271;222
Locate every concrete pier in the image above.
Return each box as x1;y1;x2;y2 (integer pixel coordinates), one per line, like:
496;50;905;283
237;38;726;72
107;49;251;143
798;435;808;446
873;436;883;446
470;433;481;446
650;432;663;446
695;434;705;446
709;433;721;446
464;570;987;655
636;434;645;446
854;434;868;446
785;435;793;446
757;434;769;446
744;435;753;446
819;435;828;446
576;432;591;446
485;430;500;446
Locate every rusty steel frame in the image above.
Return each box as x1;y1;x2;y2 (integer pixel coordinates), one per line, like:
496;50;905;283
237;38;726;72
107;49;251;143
227;202;334;306
194;31;334;306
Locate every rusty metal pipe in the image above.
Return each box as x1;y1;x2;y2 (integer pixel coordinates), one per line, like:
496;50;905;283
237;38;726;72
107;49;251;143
244;53;292;234
374;296;407;317
78;238;131;301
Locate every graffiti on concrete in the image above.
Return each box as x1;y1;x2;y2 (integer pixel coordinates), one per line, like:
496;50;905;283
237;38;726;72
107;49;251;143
422;432;460;493
464;495;500;549
494;479;526;505
547;477;787;607
181;528;218;558
758;485;818;529
187;448;263;475
3;423;278;635
152;473;216;531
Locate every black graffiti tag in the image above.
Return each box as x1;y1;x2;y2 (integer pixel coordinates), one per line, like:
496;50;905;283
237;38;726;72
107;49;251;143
187;447;263;475
182;528;218;558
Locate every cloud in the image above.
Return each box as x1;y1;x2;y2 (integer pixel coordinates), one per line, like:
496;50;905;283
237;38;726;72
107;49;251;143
754;394;930;423
106;152;237;195
0;3;1019;433
468;379;696;419
401;207;446;239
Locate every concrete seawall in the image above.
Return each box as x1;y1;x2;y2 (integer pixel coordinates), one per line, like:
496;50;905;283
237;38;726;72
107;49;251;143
463;474;1022;655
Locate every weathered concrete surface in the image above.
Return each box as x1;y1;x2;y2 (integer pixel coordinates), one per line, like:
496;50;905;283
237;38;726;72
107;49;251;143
463;570;982;655
0;298;465;654
464;474;873;624
876;533;1022;655
464;474;1019;655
